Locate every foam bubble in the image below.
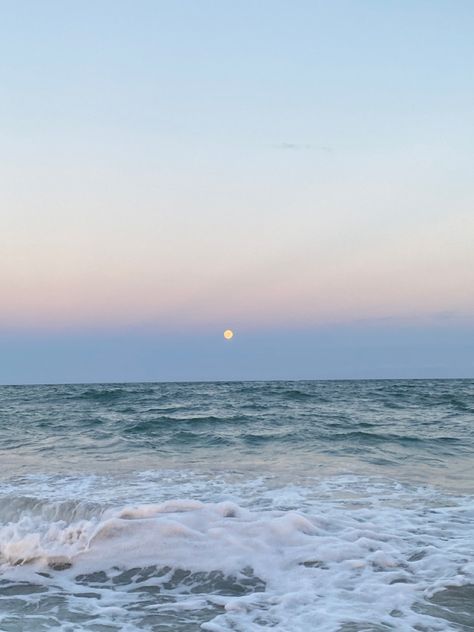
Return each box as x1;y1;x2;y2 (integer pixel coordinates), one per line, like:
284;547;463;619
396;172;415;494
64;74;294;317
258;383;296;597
0;476;473;631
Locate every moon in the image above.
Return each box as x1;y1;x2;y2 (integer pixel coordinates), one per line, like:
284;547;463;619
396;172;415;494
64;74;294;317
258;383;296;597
223;329;234;340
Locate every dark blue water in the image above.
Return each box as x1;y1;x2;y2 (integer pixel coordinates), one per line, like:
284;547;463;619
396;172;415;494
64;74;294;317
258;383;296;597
0;380;473;631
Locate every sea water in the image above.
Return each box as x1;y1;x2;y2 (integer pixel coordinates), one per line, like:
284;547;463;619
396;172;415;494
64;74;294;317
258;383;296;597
0;380;473;631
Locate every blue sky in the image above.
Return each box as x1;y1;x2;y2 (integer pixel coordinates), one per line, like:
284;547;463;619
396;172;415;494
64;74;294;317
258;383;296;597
1;1;473;382
2;320;473;384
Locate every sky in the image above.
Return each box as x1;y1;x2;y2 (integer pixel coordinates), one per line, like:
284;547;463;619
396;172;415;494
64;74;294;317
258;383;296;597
1;0;473;383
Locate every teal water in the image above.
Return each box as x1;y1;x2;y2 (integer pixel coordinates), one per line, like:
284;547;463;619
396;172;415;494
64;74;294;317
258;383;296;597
0;380;473;631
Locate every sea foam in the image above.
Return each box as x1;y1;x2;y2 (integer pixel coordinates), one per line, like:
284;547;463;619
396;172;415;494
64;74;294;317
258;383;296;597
1;476;473;631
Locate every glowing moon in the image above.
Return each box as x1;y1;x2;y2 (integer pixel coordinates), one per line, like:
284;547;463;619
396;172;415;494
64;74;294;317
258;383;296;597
223;329;234;340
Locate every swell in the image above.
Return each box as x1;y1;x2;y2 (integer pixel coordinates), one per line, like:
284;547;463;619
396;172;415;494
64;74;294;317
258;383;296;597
0;496;106;524
0;380;473;474
124;414;253;434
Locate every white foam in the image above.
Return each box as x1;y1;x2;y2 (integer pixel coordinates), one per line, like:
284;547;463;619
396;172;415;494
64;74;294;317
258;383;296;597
0;475;473;631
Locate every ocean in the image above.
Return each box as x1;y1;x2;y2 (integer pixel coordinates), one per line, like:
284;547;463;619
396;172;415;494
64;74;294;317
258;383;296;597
0;380;473;631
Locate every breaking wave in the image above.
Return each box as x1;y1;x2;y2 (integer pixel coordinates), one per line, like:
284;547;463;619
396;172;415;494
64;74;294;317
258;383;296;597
1;480;473;631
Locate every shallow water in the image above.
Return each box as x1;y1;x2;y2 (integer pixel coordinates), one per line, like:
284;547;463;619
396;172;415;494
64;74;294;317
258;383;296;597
0;380;473;630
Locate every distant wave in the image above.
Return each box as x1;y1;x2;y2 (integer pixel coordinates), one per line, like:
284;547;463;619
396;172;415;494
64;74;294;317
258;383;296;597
75;387;132;401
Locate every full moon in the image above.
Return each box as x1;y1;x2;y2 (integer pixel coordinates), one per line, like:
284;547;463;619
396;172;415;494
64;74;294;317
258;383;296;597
223;329;234;340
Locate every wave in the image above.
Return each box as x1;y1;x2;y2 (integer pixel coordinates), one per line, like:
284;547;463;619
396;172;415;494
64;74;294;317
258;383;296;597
124;414;252;434
333;430;462;444
1;491;473;631
75;388;130;401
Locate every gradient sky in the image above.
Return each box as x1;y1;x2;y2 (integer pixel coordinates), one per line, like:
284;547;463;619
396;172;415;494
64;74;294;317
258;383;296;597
1;1;473;383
